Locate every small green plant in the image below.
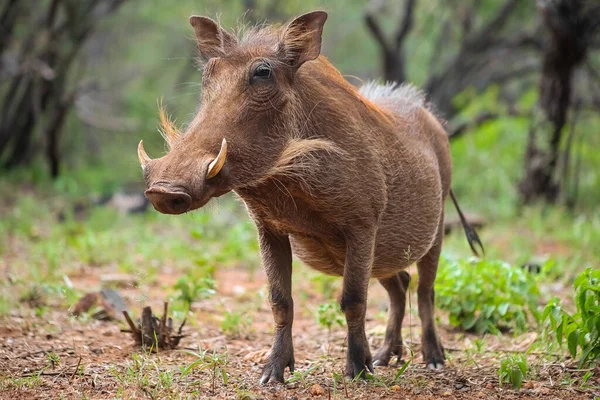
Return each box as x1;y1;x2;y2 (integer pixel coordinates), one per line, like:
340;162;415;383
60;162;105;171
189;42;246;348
316;301;345;334
285;365;316;384
181;348;229;394
46;352;61;369
220;310;252;338
173;276;216;309
542;267;600;367
498;354;528;389
435;257;541;334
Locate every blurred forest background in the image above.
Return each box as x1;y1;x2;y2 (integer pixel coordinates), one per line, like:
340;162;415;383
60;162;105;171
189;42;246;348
1;0;599;212
0;0;599;397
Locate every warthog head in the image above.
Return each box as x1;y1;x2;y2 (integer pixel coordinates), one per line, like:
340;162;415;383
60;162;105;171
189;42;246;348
138;11;329;214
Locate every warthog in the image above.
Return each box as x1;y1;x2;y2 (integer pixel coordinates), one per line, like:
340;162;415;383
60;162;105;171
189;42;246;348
137;11;482;383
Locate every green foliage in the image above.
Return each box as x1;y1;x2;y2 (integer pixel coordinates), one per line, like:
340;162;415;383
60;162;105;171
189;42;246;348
435;257;541;334
542;268;600;367
498;354;528;389
173;275;216;309
316;301;345;334
309;273;340;299
220;310;253;339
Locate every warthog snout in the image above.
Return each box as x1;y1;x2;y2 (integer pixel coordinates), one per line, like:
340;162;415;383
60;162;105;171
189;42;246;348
137;138;228;214
144;187;192;215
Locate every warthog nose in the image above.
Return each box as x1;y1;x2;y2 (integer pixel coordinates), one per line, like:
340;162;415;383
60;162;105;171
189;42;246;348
145;188;192;215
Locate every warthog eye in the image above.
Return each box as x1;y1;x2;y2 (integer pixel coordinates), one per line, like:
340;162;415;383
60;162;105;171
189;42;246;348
251;63;272;82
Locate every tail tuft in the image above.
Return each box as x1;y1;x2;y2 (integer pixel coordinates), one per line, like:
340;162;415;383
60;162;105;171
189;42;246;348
449;190;485;257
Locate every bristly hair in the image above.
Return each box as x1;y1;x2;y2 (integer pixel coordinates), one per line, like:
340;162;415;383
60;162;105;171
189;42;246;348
158;99;182;150
359;81;445;125
249;137;347;195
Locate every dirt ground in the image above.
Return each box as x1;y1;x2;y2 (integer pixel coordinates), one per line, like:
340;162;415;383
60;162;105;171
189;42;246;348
1;264;598;400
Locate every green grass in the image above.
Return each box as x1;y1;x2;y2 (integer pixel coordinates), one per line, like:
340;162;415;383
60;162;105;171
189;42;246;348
0;167;260;316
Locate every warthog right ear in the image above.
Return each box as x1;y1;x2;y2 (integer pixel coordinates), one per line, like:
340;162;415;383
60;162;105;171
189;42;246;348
278;11;328;70
189;16;237;61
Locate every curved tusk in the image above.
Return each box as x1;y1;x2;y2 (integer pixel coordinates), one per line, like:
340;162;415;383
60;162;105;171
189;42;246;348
138;140;152;169
207;138;227;179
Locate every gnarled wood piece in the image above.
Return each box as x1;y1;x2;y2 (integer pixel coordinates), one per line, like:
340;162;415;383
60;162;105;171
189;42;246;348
122;302;186;350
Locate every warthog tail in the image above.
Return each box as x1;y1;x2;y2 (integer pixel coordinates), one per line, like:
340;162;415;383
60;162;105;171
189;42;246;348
449;190;485;257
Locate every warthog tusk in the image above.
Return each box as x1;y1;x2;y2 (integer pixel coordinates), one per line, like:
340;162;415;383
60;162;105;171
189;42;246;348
138;140;151;169
207;138;227;179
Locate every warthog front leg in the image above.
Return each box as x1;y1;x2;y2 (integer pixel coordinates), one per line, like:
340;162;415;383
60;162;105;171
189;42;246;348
340;228;376;379
373;270;410;366
258;228;295;384
416;218;445;369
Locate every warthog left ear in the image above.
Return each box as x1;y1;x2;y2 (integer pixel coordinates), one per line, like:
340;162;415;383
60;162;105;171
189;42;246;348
278;11;328;70
189;16;237;62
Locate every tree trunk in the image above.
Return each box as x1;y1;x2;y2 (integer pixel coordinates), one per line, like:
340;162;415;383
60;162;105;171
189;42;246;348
519;0;590;204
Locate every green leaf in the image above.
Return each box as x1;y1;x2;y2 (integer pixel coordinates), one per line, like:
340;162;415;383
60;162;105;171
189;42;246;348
220;367;229;385
498;302;510;316
567;330;579;358
462;313;477;330
510;368;523;389
394;359;411;381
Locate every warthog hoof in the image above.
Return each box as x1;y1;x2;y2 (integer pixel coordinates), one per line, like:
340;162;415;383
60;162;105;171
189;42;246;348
345;335;374;379
373;343;402;367
260;349;295;384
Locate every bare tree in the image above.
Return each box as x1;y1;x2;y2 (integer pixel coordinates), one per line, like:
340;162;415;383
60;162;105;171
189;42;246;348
0;0;127;178
519;0;600;203
364;0;540;118
365;0;416;84
365;0;600;205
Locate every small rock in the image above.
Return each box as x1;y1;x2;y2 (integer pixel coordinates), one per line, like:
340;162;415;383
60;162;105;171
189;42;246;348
477;391;485;398
523;381;533;389
243;349;270;363
310;384;325;397
391;385;401;391
442;391;452;396
485;383;494;390
540;387;551;394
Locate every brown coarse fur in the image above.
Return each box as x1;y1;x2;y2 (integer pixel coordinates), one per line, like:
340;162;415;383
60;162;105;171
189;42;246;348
138;11;480;384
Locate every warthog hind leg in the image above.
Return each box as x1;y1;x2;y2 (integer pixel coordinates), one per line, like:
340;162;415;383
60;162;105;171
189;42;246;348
373;270;410;367
416;216;445;369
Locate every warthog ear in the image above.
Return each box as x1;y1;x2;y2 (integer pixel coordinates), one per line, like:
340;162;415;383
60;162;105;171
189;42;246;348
278;11;328;70
189;16;237;61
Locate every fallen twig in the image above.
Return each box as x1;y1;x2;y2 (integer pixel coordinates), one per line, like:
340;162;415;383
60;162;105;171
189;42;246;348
69;356;82;382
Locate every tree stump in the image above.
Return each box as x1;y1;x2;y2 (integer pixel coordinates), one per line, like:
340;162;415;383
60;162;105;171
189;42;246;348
123;302;186;350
